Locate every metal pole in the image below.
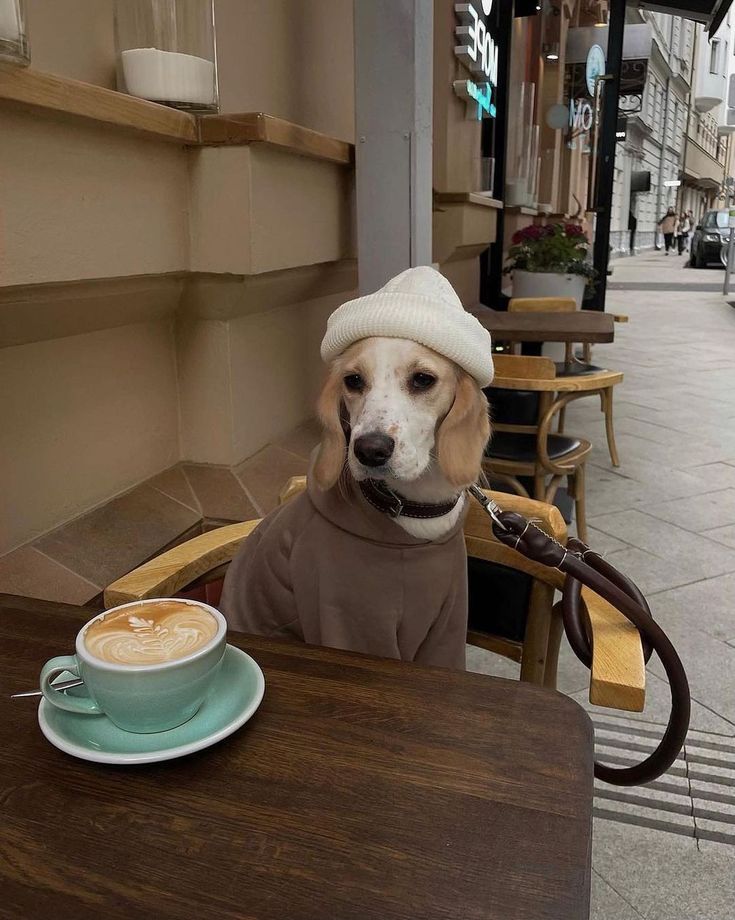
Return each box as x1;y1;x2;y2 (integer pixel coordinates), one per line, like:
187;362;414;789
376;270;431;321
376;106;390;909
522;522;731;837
481;0;513;308
677;25;698;213
353;0;433;294
589;0;626;311
723;224;734;296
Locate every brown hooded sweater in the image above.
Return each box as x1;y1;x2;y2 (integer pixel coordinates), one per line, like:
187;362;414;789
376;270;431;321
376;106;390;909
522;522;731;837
219;467;468;669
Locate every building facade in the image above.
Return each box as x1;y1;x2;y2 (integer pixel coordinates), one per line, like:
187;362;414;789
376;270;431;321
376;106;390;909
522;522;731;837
611;11;694;253
611;8;734;254
680;12;733;222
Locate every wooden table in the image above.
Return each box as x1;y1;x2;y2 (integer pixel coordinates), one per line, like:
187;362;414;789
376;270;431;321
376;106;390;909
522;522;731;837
469;306;615;344
0;595;593;920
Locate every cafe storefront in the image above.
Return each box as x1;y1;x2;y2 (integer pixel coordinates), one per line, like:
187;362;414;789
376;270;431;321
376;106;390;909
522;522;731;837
0;0;733;594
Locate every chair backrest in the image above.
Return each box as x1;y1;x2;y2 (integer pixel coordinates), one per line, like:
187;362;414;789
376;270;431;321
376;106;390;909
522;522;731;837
508;297;576;313
491;353;557;383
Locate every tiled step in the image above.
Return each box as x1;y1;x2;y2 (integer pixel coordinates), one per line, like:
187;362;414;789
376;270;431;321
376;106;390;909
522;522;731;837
590;715;735;846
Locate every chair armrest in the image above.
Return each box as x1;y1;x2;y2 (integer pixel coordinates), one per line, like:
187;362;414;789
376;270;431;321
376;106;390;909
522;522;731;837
465;489;567;542
104;520;261;608
584;587;645;712
279;475;307;504
467;488;645;711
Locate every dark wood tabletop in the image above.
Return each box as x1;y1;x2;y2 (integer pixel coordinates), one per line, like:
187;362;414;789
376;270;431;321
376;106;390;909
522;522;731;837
468;306;615;343
0;595;593;920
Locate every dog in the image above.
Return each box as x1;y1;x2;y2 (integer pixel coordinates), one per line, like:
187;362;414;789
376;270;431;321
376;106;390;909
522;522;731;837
314;336;489;539
220;266;493;669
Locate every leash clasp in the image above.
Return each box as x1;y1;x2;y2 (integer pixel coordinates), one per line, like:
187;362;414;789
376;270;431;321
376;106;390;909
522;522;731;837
467;484;508;532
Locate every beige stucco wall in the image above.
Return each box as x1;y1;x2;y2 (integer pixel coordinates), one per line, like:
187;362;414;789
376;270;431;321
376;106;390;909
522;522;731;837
0;111;189;287
0;320;179;553
1;0;358;558
25;0;116;87
0;278;353;555
215;0;354;140
176;289;351;468
0;86;353;549
228;293;338;463
188;145;352;276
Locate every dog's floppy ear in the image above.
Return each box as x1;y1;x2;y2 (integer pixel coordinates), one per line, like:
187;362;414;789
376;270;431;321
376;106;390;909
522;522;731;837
436;372;491;488
313;364;348;490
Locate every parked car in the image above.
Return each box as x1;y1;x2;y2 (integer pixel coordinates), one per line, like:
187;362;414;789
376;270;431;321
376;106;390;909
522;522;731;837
690;209;730;267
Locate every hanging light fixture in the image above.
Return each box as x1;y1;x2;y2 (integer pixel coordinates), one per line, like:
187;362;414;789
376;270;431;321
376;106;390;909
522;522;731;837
543;42;560;61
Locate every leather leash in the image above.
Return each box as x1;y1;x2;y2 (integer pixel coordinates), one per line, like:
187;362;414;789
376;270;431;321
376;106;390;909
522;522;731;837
467;485;690;786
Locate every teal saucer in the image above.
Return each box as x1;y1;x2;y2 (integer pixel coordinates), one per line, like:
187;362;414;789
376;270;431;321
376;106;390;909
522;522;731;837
38;644;265;765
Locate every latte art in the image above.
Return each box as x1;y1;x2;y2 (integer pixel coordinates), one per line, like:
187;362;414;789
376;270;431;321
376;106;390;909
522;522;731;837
84;601;218;665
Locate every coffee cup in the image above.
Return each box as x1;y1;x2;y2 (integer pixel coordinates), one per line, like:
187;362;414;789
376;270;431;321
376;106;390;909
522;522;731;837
39;598;227;733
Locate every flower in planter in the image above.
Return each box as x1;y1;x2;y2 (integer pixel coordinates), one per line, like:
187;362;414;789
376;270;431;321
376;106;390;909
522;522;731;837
505;222;597;291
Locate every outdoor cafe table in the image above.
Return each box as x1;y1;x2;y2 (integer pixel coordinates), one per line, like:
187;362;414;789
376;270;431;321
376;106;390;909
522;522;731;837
0;595;594;920
468;306;615;344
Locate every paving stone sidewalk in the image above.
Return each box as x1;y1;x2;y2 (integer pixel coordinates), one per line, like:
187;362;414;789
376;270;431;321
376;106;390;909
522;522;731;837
469;250;735;919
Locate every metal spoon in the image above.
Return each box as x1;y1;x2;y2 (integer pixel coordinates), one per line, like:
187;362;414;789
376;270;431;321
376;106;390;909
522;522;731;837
10;678;85;699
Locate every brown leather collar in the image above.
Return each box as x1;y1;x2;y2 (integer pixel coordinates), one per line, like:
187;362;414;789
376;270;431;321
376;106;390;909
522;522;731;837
359;479;461;519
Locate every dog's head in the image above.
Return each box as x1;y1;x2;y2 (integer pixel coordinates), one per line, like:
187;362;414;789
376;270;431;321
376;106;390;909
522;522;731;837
313;337;490;491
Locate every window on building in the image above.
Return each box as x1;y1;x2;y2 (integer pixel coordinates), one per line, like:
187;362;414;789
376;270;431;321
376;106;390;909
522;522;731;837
710;39;721;74
672;101;679;147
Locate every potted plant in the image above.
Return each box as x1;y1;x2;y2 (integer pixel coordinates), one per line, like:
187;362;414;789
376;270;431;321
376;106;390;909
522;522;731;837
505;222;596;307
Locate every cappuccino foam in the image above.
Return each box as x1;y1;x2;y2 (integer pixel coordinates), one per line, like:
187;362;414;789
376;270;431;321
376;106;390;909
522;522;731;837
84;601;218;665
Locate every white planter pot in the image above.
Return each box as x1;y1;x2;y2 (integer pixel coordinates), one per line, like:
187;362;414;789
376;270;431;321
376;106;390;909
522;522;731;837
511;270;586;307
511;270;586;362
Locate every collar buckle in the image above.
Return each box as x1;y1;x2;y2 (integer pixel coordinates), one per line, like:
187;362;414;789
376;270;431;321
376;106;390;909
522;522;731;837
381;485;404;518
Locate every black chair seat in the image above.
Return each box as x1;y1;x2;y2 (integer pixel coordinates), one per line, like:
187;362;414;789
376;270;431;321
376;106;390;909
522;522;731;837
554;361;606;378
486;431;582;463
467;558;531;643
484;387;539;425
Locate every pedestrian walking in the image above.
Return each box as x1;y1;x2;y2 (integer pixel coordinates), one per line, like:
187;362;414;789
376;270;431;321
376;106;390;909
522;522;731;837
686;211;697;252
658;207;677;254
677;211;691;255
628;209;637;254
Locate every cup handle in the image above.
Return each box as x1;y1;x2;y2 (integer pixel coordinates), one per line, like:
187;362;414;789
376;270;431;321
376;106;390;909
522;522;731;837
40;656;103;715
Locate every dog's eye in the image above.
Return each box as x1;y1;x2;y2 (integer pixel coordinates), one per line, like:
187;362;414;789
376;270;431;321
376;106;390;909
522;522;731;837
343;374;364;393
410;372;436;391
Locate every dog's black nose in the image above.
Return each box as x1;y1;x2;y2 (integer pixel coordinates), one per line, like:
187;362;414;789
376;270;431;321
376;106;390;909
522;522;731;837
354;433;395;467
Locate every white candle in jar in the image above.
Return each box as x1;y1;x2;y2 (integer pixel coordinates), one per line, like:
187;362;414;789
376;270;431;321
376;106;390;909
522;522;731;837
0;0;20;41
121;47;215;106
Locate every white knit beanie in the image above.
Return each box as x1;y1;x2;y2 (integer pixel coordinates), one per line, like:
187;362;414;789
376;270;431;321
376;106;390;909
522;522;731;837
320;266;494;387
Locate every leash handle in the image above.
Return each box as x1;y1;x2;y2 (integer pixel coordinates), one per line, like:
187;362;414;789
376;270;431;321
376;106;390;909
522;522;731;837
467;487;690;786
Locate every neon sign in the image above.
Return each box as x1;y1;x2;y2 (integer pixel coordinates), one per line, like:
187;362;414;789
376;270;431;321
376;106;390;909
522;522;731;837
569;99;594;132
568;99;594;151
454;2;498;119
453;79;496;119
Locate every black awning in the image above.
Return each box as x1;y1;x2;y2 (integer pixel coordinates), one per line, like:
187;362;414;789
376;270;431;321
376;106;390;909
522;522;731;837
638;0;733;31
708;0;733;34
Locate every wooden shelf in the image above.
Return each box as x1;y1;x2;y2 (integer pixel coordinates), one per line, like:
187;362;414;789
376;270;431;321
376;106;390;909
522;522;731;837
199;112;352;165
0;67;353;164
434;192;503;209
0;67;198;143
505;205;539;217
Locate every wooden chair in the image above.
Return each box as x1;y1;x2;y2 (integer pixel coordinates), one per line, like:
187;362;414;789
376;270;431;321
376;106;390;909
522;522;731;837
104;477;645;713
483;354;622;542
507;296;623;467
507;296;577;365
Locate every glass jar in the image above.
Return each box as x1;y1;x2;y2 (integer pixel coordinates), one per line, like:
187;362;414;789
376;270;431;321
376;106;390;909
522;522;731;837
113;0;218;113
0;0;30;66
